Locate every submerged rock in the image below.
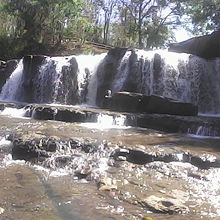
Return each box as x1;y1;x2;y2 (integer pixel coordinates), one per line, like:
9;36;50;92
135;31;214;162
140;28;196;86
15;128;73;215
140;194;189;214
12;138;50;161
97;176;118;191
111;147;220;169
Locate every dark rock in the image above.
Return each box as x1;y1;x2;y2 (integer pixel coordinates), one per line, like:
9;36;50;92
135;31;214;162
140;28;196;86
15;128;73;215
168;30;220;59
107;47;128;59
121;49;140;92
103;92;143;112
142;95;198;116
0;103;5;111
55;156;72;167
22;55;47;102
46;140;57;152
152;53;164;95
103;92;198;116
24;104;98;123
68;139;82;149
12;139;50;161
55;57;79;104
111;147;220;169
96;48;127;106
54;109;87;122
81;143;97;153
32;107;55;120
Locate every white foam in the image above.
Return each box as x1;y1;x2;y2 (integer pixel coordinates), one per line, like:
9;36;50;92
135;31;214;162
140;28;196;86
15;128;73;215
187;134;220;139
82;114;129;130
0;107;26;118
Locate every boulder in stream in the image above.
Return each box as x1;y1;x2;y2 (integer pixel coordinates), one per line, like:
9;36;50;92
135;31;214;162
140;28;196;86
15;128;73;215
103;92;198;116
140;194;189;214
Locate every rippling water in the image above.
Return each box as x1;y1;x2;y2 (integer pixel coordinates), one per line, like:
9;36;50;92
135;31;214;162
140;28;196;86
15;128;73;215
0;108;220;219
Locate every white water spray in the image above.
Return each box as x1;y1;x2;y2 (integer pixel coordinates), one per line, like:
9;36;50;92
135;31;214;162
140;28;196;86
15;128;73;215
81;53;107;106
0;107;26;118
0;59;24;102
82;113;128;130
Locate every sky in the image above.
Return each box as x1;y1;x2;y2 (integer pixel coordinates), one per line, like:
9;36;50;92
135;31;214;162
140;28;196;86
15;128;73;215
174;27;194;42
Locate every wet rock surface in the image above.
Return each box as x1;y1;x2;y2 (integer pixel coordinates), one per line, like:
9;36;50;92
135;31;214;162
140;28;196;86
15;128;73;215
140;194;189;214
21;102;220;136
96;48;127;106
103;92;198;116
3;128;220;219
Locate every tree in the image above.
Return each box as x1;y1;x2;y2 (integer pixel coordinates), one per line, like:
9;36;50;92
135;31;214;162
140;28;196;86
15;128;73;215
119;0;183;48
3;0;83;52
182;0;220;34
93;0;117;44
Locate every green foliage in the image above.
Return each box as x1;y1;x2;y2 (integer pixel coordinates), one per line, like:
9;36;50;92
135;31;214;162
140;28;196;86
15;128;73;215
182;0;220;34
0;0;218;59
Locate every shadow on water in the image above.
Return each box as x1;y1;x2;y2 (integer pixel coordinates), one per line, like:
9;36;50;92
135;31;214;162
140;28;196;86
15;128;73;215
126;126;220;153
30;168;83;220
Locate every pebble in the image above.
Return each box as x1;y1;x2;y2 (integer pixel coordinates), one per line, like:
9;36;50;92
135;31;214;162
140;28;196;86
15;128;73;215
0;207;4;214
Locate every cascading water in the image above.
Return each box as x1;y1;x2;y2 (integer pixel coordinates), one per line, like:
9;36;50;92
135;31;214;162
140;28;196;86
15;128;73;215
33;57;58;103
82;113;127;129
33;53;107;105
0;50;220;113
75;53;107;105
0;54;106;105
0;59;24;102
110;49;220;114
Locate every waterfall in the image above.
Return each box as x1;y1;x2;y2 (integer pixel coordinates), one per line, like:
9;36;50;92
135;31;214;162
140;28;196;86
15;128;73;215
0;59;24;102
188;125;220;138
75;53;107;105
109;49;220;113
32;54;106;105
111;50;192;100
33;57;57;103
0;50;220;113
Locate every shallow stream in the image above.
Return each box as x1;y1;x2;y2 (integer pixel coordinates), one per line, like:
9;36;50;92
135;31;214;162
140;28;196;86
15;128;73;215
0;109;220;219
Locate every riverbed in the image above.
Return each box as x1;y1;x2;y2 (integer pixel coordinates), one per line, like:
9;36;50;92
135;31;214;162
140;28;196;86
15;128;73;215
0;108;220;220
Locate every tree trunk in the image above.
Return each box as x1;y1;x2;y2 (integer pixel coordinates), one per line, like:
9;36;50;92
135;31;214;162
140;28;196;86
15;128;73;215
138;24;143;48
138;2;143;48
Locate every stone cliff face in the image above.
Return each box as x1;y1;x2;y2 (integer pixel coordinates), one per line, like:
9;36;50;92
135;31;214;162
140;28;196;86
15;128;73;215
168;30;220;59
95;48;127;106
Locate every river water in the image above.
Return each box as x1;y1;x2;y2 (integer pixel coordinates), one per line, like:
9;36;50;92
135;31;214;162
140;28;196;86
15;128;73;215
0;109;220;220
